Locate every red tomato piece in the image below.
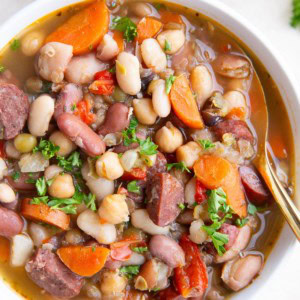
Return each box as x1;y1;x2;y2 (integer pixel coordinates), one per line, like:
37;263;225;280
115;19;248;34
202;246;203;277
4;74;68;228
74;99;95;125
121;168;147;181
89;70;115;95
195;179;208;204
174;235;208;298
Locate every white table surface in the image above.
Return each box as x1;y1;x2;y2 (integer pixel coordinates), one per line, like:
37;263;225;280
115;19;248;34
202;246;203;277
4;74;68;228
0;0;299;299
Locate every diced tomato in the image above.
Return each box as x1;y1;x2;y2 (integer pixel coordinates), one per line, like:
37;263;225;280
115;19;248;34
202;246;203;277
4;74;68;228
195;179;207;204
174;235;208;298
0;140;6;158
158;286;185;300
89;70;115;95
74;99;95;125
121;168;147;181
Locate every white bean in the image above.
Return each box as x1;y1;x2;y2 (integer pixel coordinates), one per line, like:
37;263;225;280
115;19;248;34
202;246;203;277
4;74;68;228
96;152;124;180
131;209;169;235
157;30;185;54
141;38;167;73
133;98;158;125
120;149;139;172
48;173;75;199
28;222;51;247
22;31;45;56
65;53;106;85
28;94;55;137
151;79;171;117
77;209;117;244
122;252;145;266
185;177;196;207
223;90;248;119
189;219;208;244
97;34;119;61
116;52;141;95
5;141;21;160
0;158;7;180
0;183;16;204
190;65;213;106
176;141;202;168
131;2;152;17
44;165;63;181
10;234;34;267
49;131;77;157
38;42;73;83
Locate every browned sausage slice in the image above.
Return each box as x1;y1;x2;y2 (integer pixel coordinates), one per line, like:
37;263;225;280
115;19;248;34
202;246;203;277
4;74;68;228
212;119;254;143
0;206;24;238
147;152;167;181
146;173;184;226
239;166;270;205
25;248;83;298
0;83;29;139
57;113;106;157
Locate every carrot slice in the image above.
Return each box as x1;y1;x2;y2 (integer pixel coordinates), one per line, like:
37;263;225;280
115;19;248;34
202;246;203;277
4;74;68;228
136;17;163;44
170;75;204;129
0;237;10;263
113;30;125;52
57;245;110;277
159;10;183;24
226;107;247;120
194;155;247;218
21;198;70;230
45;0;109;55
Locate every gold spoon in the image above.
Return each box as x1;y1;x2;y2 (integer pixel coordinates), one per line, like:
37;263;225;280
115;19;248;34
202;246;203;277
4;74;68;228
250;72;300;241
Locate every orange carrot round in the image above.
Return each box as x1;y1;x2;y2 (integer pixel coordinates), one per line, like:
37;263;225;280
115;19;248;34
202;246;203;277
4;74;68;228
170;75;204;129
137;17;163;44
57;245;110;277
21;198;70;230
45;1;109;55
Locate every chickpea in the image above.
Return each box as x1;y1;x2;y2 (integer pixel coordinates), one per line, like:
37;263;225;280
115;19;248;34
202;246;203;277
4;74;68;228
133;98;158;125
5;140;21;160
155;122;183;153
96;152;124;180
0;183;16;204
65;229;84;245
48;173;75;199
100;270;127;296
25;76;43;93
49;131;77;157
21;31;45;56
176;141;202;168
98;194;129;225
141;38;167;73
0;158;7;180
189;219;208;244
44;165;63;181
157;30;185;54
14;134;37;153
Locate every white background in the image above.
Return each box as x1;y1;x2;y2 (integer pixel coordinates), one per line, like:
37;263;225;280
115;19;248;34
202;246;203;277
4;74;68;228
0;0;299;299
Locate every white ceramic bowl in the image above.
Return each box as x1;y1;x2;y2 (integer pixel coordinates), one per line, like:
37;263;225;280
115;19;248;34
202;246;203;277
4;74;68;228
0;0;299;299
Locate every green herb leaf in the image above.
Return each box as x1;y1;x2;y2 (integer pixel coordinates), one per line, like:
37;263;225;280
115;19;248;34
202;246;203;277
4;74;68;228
83;193;97;212
127;180;141;194
109;65;116;73
31;196;49;205
165;74;176;94
0;64;5;73
178;203;185;211
166;161;191;173
235;217;249;227
248;203;257;216
132;246;148;254
119;265;140;279
35;177;47;196
291;0;300;27
92;246;96;252
41;81;52;94
10;39;20;51
57;151;82;172
33;139;60;160
198;139;215;150
164;40;171;52
111;17;137;42
12;171;20;182
71;103;77;111
138;137;158;155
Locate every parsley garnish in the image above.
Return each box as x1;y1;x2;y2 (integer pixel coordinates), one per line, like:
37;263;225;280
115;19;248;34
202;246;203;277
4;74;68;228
291;0;300;27
235;218;249;227
111;17;137;42
178;203;185;211
164;40;171;52
31;196;49;205
120;265;140;279
83;193;97;212
248;203;257;215
109;65;116;73
33;139;60;160
35;177;48;196
0;65;5;73
92;246;96;252
10;39;20;51
132;246;148;254
139;137;158;155
198;139;215;150
166;161;191;173
12;171;20;182
71;103;77;111
41;81;52;93
57;151;82;172
165;75;176;94
127;180;141;194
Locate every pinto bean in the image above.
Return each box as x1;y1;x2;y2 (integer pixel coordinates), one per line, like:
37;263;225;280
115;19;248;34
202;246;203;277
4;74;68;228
57;113;106;157
221;255;263;291
176;209;194;225
149;235;185;267
0;206;24;238
98;103;130;136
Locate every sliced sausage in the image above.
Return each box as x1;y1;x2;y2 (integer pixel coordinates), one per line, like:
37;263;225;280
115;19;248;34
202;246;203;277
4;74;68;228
146;173;184;226
54;83;83;119
98;103;130;136
57;113;106;157
239;166;270;205
212;120;254;143
146;152;167;181
219;223;239;250
149;235;185;267
0;206;24;238
25;248;84;298
0;84;29;139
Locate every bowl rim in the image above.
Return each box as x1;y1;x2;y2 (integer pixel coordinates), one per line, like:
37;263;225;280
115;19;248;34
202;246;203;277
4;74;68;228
0;0;298;299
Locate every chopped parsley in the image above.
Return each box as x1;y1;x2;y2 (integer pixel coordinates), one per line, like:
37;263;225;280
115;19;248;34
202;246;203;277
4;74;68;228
0;64;5;73
83;193;97;212
41;81;52;94
248;203;257;216
10;39;20;51
33;139;60;160
164;40;171;52
12;171;20;182
132;246;148;254
166;161;191;173
198;139;215;150
178;203;185;211
165;74;176;94
108;65;116;73
291;0;300;27
57;151;82;172
35;177;48;196
92;246;96;252
120;265;140;279
127;180;141;195
111;16;137;42
138;137;158;155
71;103;77;111
235;218;249;227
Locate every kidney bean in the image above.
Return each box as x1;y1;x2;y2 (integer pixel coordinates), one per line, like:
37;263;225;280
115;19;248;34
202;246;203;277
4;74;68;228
57;113;106;157
0;206;24;238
